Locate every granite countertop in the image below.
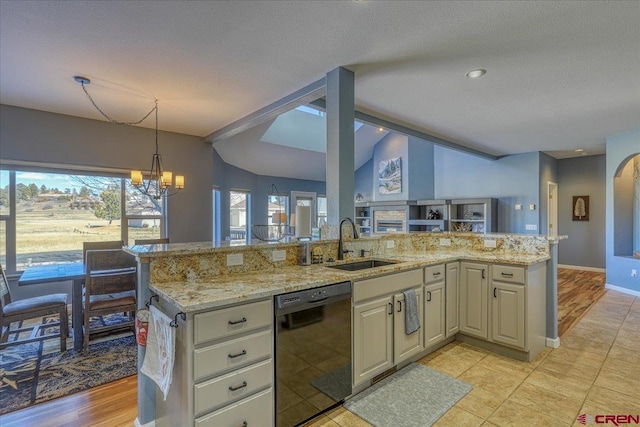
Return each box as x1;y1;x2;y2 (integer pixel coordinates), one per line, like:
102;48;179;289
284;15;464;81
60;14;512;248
149;250;549;313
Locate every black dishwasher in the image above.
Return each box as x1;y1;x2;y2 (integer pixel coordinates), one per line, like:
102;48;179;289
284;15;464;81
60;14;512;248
274;281;352;427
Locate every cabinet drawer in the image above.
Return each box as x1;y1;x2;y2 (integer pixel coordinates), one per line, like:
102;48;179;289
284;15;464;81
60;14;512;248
354;269;423;303
195;358;272;416
492;265;525;284
194;329;272;381
195;387;273;427
424;264;445;284
194;299;272;345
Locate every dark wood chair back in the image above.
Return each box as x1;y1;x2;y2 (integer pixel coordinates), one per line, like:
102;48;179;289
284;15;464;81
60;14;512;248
82;240;124;263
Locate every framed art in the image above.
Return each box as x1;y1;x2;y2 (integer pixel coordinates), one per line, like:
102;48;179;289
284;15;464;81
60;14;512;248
378;157;402;195
572;195;589;221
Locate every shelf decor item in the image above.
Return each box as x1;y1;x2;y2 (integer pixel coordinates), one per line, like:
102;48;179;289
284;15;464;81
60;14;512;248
572;195;589;221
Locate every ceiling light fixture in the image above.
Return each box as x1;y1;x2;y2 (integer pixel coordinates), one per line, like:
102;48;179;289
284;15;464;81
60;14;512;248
377;127;384;132
73;76;184;200
574;148;584;152
465;69;487;79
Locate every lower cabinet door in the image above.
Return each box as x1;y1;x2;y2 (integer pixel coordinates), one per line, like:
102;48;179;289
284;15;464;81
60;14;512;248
353;296;393;386
491;282;526;349
195;388;273;427
393;287;425;364
424;282;445;348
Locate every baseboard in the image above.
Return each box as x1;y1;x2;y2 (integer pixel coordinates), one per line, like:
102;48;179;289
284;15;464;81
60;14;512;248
134;418;155;427
605;283;640;297
546;337;561;348
558;264;606;273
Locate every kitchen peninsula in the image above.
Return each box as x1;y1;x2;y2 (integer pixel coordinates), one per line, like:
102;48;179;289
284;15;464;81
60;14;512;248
125;231;565;427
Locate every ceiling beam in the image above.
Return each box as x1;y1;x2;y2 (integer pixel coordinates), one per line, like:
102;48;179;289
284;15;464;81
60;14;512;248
311;99;498;161
204;77;327;144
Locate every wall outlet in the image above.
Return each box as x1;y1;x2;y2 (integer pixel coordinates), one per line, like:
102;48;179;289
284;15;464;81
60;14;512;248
484;239;497;248
386;240;395;249
226;253;244;266
633;269;638;277
525;224;538;231
439;238;452;246
529;204;536;211
515;204;523;211
271;250;286;262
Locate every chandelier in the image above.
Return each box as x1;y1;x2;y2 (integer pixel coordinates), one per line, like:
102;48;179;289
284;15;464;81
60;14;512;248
74;76;184;199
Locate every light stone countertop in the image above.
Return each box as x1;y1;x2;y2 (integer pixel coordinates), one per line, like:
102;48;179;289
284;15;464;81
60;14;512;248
149;250;549;313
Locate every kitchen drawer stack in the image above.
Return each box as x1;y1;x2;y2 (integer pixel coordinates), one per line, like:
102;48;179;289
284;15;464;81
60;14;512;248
155;298;274;427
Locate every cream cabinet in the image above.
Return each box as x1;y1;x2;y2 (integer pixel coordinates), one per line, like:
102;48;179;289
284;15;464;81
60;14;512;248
155;298;274;427
353;269;424;387
457;262;547;362
459;262;489;339
445;262;460;337
424;282;445;348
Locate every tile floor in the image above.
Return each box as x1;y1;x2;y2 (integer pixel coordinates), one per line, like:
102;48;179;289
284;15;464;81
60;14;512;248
305;290;640;427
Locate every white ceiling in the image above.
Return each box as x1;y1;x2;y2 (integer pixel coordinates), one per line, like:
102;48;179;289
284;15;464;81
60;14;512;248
1;1;639;167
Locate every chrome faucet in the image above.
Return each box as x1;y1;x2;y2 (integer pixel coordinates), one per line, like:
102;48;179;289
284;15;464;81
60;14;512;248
338;217;359;260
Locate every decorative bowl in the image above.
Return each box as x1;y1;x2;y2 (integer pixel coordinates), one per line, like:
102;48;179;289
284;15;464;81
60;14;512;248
252;225;294;242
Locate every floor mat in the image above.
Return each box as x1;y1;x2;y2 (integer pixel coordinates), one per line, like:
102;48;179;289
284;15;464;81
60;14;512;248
344;363;472;427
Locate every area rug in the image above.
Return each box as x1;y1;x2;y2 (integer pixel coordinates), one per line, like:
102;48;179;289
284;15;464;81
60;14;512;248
344;363;472;427
310;364;352;402
0;314;137;415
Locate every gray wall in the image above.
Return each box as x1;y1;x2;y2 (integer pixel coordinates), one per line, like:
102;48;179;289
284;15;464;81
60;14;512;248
434;147;541;233
211;148;325;241
407;137;435;201
557;155;606;268
613;159;635;256
355;158;373;201
606;128;640;293
0;104;213;243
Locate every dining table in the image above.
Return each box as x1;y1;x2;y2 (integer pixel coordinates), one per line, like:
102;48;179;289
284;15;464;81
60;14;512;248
18;262;87;351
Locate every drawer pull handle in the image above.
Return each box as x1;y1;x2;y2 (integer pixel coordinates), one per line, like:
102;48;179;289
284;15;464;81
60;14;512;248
397;300;402;312
228;317;247;325
427;291;432;302
501;272;514;277
494;287;497;298
228;350;247;359
228;381;248;391
482;269;486;279
388;302;393;315
433;271;441;276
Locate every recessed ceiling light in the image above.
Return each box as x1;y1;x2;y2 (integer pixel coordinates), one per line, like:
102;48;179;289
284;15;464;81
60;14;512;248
465;69;487;79
377;127;384;132
574;148;584;153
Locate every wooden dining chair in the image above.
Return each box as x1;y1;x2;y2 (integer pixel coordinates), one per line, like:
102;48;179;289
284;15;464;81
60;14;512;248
82;240;124;263
82;249;137;352
134;238;170;245
1;265;69;351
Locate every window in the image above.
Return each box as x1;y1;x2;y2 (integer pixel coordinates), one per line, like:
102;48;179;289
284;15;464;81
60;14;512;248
212;188;221;243
0;168;166;273
268;194;289;225
229;190;250;243
317;196;327;228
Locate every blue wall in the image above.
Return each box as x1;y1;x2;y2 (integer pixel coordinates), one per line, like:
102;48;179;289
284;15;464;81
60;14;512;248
539;153;558;233
434;147;541;233
558;155;606;269
606;128;640;293
212;148;325;241
355;158;373;201
372;133;409;202
407;137;434;201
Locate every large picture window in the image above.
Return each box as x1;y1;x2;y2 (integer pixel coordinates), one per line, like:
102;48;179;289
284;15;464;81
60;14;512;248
0;168;166;274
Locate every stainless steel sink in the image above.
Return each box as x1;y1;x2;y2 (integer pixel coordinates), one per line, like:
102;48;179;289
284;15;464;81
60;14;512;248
326;259;397;271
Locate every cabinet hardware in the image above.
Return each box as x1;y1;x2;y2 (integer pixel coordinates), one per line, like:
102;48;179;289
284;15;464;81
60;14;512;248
397;300;402;312
228;349;247;359
427;291;432;302
228;381;248;391
482;269;486;279
228;317;247;325
433;271;441;276
388;302;393;315
493;287;497;298
501;272;514;277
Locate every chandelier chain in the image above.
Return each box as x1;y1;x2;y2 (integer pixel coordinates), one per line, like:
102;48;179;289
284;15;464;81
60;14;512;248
80;82;157;126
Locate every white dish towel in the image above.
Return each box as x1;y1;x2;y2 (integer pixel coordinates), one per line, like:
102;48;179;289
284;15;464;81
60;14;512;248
140;305;175;400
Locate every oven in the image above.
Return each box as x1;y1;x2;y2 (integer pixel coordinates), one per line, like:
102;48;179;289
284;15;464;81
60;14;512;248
274;281;352;426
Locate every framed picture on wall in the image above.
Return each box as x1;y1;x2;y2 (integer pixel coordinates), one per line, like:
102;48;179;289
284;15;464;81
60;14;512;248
378;157;402;195
572;195;589;221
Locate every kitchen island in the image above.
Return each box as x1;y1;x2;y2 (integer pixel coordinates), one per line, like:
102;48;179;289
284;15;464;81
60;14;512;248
125;232;565;427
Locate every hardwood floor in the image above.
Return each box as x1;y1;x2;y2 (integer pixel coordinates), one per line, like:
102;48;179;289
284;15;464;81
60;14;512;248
0;268;609;426
557;268;606;336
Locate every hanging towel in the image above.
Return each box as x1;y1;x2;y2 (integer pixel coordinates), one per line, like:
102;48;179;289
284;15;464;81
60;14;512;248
403;289;420;335
141;305;175;401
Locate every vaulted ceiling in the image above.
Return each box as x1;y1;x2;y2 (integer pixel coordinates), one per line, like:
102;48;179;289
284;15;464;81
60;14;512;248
1;1;639;177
